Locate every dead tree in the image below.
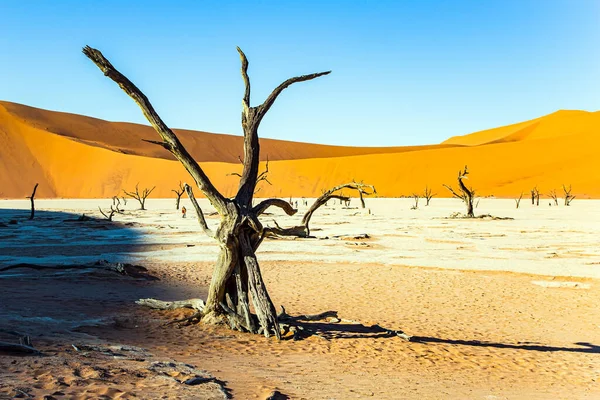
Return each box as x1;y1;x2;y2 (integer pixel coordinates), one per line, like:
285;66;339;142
443;166;475;218
123;183;156;210
112;196;124;213
98;205;118;221
411;193;419;210
26;183;39;220
266;183;375;238
423;185;435;206
515;192;523;209
84;45;331;338
563;184;575;206
548;189;559;206
172;181;185;210
530;187;540;206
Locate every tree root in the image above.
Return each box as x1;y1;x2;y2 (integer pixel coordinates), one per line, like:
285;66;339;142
137;300;411;342
136;298;205;311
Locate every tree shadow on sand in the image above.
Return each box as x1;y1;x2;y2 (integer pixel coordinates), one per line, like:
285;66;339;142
410;336;600;354
280;317;599;355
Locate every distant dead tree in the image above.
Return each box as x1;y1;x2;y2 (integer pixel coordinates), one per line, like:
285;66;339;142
548;189;559;206
172;181;185;210
98;205;118;221
530;187;540;206
423;185;436;206
443;166;475;218
515;192;523;209
563;184;575;206
268;183;376;238
26;183;39;220
230;158;271;195
123;183;156;210
121;196;128;206
411;193;419;210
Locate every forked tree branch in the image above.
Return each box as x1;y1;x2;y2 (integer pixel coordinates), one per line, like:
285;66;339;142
83;46;228;214
235;47;331;207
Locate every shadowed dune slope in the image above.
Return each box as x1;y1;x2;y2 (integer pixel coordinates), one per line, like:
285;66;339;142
1;101;599;199
0;101;449;162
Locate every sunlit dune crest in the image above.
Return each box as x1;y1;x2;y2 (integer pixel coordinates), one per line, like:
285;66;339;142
1;100;599;199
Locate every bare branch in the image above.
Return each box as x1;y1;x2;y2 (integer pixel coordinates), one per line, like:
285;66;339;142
184;184;215;238
264;182;375;238
442;184;464;200
82;45;228;214
142;139;170;150
257;70;332;124
236;47;251;108
253;199;298;216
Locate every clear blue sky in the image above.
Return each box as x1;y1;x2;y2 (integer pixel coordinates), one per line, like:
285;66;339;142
1;1;598;146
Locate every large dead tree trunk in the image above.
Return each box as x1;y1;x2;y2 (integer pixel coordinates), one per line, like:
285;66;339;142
443;166;475;218
26;183;39;220
84;45;330;338
266;183;375;238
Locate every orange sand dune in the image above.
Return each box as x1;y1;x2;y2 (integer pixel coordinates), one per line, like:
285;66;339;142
443;109;600;146
0;101;449;163
1;101;599;199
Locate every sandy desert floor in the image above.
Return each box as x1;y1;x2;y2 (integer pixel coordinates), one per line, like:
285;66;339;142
0;198;599;399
